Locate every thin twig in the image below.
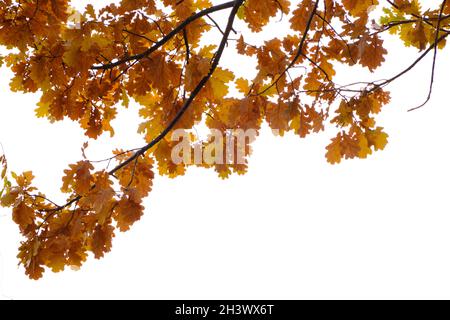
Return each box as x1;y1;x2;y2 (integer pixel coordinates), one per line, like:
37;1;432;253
409;0;447;112
91;1;236;70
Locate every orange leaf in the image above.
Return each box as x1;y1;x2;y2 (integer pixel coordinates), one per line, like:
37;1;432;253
114;190;145;232
90;224;115;259
12;201;35;232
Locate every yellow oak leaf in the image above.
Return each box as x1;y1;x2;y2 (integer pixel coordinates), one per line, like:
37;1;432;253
12;201;35;232
326;134;342;164
235;78;251;95
210;67;235;99
357;133;372;158
367;127;389;151
61;161;94;195
342;0;378;16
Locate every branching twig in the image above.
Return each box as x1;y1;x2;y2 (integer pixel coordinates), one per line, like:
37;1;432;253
36;0;246;222
91;1;236;70
409;0;448;112
183;28;190;63
256;1;319;96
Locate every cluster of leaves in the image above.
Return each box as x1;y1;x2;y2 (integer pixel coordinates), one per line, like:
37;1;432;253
0;152;153;279
0;0;449;279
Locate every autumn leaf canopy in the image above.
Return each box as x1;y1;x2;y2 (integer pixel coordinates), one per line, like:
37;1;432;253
0;0;449;279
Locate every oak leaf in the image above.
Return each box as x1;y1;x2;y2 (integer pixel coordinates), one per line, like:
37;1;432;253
90;224;115;259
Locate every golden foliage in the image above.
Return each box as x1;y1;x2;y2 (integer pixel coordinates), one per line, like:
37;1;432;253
0;0;446;279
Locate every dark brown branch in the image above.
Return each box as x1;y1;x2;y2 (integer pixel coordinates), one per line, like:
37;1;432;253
91;1;236;70
206;14;225;35
122;29;156;43
371;33;450;93
183;28;190;63
39;0;245;219
291;28;449;99
386;0;450;32
109;0;245;175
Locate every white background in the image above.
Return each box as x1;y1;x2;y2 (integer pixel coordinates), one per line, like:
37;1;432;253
1;0;450;299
